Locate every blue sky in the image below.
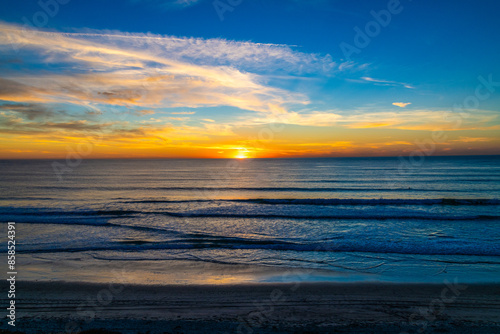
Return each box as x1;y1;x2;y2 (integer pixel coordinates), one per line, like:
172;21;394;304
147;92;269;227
0;0;499;158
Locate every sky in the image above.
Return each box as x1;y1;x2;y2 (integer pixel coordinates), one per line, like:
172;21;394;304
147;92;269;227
0;0;499;159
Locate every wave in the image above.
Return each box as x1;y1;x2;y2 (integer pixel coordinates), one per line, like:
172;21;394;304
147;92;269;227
0;210;500;225
21;235;500;257
125;198;500;206
31;186;466;192
3;211;498;223
158;212;499;221
1;198;499;224
0;208;140;216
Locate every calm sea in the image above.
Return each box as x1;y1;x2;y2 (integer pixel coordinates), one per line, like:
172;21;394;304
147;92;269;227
1;156;499;284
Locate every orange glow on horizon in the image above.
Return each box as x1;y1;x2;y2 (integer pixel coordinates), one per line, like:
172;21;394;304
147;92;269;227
235;153;248;159
234;148;250;159
1;125;500;159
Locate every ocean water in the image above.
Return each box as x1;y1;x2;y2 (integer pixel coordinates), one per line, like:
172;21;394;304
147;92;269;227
1;156;500;284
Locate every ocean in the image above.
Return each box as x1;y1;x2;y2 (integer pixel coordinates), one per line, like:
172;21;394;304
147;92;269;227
1;156;499;284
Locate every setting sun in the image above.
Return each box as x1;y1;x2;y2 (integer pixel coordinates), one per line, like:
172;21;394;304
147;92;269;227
235;152;248;159
233;147;250;159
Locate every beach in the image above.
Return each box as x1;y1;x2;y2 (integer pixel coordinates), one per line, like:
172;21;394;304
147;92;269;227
2;281;500;333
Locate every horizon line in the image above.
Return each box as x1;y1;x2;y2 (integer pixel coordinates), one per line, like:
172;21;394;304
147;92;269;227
1;154;499;160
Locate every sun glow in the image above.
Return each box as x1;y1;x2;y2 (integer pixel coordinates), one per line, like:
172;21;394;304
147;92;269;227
235;152;248;159
234;148;250;159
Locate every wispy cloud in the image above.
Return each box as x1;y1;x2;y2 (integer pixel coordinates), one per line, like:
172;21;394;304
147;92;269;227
209;106;499;132
392;102;411;108
20;26;346;75
338;109;498;130
171;111;196;115
0;103;60;120
248;110;343;127
359;77;415;89
136;109;155;115
452;137;495;143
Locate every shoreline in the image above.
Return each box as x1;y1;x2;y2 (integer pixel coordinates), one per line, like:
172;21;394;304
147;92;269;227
2;280;500;333
17;254;500;286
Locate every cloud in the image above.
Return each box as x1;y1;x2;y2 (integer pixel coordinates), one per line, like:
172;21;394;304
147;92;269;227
136;109;155;115
251;110;343;127
0;116;110;134
239;107;498;131
0;22;333;114
0;103;57;120
0;77;54;103
4;23;346;75
337;109;499;131
453;137;495;143
360;77;415;89
392;102;411;108
0;108;176;145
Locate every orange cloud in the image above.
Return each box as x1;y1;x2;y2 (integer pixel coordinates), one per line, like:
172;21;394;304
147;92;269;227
392;102;411;108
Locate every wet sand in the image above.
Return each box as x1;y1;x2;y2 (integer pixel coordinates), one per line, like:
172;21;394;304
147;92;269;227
1;280;500;333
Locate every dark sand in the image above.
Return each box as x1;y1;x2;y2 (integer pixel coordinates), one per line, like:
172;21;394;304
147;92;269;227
1;281;500;333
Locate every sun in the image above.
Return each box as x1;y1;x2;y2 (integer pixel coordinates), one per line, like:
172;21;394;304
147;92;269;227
234;148;250;159
235;152;248;159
